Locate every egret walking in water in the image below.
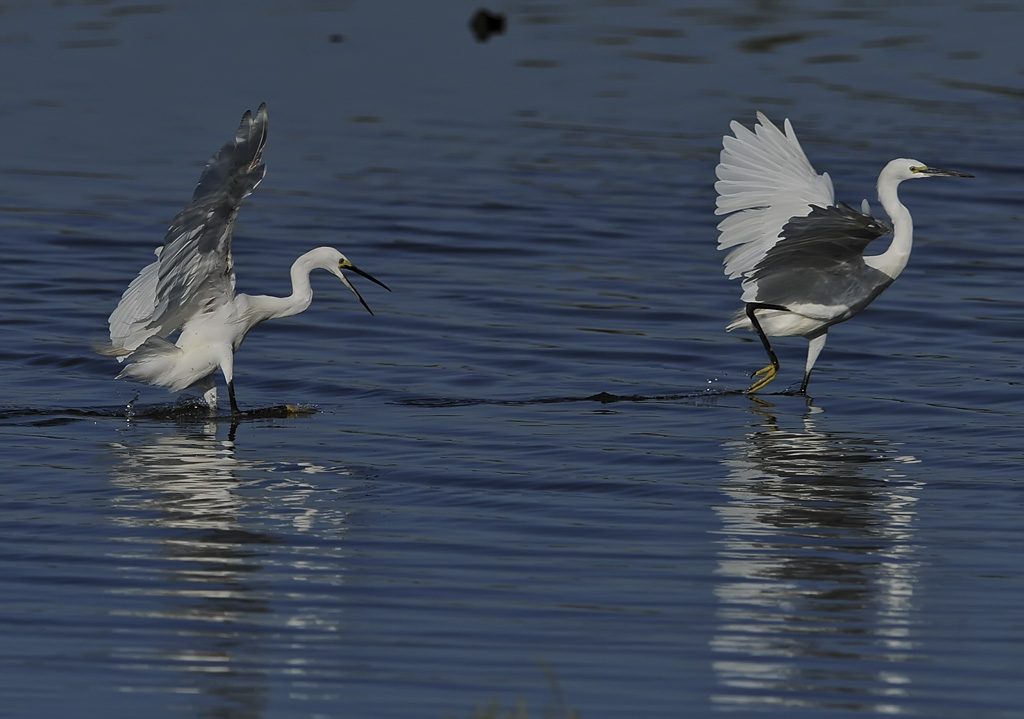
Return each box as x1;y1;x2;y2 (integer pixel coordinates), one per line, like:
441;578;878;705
715;112;971;394
101;104;390;414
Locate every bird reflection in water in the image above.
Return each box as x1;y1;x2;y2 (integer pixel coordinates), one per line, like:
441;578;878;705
711;400;923;713
107;423;351;718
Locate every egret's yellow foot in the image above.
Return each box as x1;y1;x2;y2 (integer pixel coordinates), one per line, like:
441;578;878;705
747;364;778;393
284;404;317;417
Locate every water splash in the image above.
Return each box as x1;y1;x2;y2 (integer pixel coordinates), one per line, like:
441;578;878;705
124;393;140;421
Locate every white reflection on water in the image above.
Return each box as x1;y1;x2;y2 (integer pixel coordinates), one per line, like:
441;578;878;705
105;422;354;718
711;402;923;714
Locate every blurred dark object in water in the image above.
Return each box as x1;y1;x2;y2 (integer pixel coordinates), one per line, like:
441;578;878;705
470;9;506;42
328;33;344;43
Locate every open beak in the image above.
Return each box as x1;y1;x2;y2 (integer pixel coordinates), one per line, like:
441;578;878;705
923;166;973;178
338;260;391;315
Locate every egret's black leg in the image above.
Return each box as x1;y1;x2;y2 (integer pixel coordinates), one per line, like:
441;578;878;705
745;303;788;393
228;380;241;416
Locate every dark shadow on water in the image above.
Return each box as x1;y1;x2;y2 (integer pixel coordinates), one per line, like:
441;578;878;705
3;387;818;429
398;388;747;408
469;8;507;42
0;402;318;428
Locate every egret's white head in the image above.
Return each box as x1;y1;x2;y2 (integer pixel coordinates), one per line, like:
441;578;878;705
305;246;390;315
882;158;973;184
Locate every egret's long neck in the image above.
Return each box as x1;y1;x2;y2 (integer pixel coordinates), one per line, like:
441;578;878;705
866;175;913;280
245;252;319;325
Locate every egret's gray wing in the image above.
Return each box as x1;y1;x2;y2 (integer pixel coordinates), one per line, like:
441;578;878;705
741;202;894;317
716;112;836;280
107;104;269;353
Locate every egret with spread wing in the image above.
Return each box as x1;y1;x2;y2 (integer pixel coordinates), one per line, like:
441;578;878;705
101;104;390;414
715;112;971;394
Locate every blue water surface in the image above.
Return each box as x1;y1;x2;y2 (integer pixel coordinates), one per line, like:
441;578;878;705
1;1;1022;717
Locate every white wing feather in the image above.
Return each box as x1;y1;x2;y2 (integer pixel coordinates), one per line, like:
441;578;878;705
104;104;268;358
107;249;161;357
715;112;835;280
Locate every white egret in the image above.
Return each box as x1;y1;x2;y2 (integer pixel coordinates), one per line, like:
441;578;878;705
715;112;971;394
101;104;390;414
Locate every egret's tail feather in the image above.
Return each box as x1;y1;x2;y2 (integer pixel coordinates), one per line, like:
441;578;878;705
726;313;750;332
116;337;189;390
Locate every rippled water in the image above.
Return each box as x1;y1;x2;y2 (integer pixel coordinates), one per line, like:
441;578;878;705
2;1;1023;717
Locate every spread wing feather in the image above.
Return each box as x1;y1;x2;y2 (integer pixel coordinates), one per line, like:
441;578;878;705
715;112;836;280
742;202;893;308
107;104;269;355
